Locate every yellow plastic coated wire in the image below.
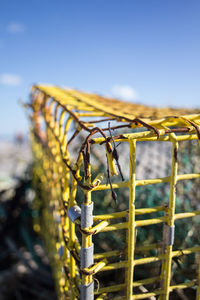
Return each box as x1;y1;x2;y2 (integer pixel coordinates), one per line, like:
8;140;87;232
29;85;200;300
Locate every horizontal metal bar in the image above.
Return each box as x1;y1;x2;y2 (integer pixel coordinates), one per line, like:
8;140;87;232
93;181;129;191
136;177;170;186
94;244;160;260
115;279;198;299
177;173;200;181
93;173;200;191
93;211;128;221
169;279;197;291
76;112;108;116
91;130;199;144
174;210;200;220
94;283;125;295
135;210;200;228
93;206;166;221
135;243;161;252
135;245;200;266
135;216;167;227
134;255;164;266
136;206;167;215
92;209;200;235
94;250;124;260
172;246;200;257
94;276;160;295
95;279;197;298
98;246;200;272
101;261;127;271
100;222;128;232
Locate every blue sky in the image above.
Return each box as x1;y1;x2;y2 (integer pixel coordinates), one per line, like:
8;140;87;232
0;0;200;136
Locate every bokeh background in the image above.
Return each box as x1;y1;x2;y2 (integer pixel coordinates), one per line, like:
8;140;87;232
1;0;200;138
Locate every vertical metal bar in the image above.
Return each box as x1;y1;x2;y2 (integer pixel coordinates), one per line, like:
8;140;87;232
81;161;94;300
69;176;78;299
61;115;72;297
161;135;178;299
62;116;73;154
127;139;136;299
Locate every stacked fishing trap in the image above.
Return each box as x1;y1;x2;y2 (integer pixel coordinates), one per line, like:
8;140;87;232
29;85;200;300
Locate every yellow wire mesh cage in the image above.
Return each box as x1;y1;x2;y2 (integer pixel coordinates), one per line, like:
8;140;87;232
28;85;200;300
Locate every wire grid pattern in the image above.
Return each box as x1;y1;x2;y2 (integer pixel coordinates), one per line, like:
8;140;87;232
29;85;200;300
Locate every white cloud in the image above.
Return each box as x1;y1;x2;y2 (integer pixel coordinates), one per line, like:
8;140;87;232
111;85;139;101
7;22;26;33
0;74;23;86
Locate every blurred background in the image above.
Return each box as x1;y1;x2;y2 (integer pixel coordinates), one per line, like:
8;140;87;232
1;0;200;138
0;1;200;299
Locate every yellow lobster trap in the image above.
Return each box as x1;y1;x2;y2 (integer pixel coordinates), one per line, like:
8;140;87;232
29;85;200;300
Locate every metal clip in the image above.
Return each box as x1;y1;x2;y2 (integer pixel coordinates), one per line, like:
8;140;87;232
68;205;81;222
80;281;94;300
163;224;175;246
81;203;93;228
80;244;94;268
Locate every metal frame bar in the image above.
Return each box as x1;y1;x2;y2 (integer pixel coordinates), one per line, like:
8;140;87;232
30;85;200;300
